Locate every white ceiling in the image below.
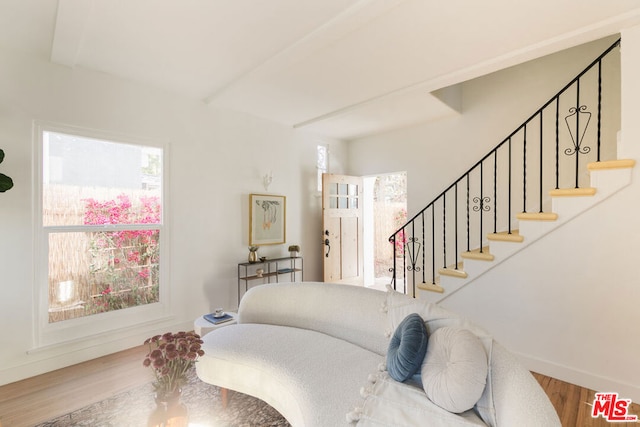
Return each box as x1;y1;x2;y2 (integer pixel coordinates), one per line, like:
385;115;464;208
2;0;640;140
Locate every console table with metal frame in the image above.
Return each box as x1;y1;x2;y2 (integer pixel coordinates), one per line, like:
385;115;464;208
237;256;303;305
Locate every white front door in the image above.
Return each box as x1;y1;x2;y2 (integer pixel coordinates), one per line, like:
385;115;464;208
322;173;364;285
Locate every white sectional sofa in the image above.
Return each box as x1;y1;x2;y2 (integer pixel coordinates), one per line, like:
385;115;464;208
196;282;560;426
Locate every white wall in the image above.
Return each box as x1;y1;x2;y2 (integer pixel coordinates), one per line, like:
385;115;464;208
0;47;347;385
348;36;621;219
348;33;640;401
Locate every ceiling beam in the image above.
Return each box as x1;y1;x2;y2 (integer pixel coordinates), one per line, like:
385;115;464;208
51;0;95;67
203;0;405;105
294;7;640;131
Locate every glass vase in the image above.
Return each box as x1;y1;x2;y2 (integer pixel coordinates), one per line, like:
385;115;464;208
148;389;188;427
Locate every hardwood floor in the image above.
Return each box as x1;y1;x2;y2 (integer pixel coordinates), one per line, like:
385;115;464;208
0;345;150;427
532;372;640;427
0;346;638;427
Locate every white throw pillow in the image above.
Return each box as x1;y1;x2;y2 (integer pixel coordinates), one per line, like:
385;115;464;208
421;327;488;414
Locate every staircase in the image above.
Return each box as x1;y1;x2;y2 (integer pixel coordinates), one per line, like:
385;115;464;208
389;38;635;299
429;147;635;302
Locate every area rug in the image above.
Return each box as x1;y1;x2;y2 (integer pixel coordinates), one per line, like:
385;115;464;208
36;368;290;427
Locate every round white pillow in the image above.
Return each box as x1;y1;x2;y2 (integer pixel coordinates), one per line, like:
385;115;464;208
421;326;488;413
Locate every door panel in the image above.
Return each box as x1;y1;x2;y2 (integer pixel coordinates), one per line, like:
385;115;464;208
324;216;341;281
322;174;363;285
341;216;359;278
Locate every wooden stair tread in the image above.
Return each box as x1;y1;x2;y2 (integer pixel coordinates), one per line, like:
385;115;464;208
417;282;444;293
488;230;524;242
461;247;494;261
516;212;558;221
549;187;596;197
438;262;468;279
587;159;636;170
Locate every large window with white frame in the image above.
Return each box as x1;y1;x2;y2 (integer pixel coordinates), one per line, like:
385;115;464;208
38;126;164;332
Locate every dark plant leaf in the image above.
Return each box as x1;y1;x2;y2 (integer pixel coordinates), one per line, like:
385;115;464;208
0;149;4;164
0;173;13;192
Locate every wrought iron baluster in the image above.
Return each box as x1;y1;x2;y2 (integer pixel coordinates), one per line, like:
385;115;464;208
523;125;527;213
466;174;470;253
473;163;490;253
405;237;421;272
555;97;560;189
431;204;436;280
421;211;426;285
442;193;446;268
412;221;416;296
508;137;512;234
564;83;591;189
575;79;580;188
454;183;458;269
539;110;543;213
479;162;484;252
390;234;396;290
597;59;602;162
493;150;497;233
402;227;406;294
406;222;420;297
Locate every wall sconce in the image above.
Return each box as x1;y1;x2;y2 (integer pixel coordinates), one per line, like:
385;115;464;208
262;171;273;192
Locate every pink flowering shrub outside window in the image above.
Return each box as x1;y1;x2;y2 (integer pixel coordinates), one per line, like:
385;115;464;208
42;130;163;324
392;208;408;255
83;194;160;314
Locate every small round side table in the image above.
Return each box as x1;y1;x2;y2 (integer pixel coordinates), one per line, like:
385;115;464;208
193;311;238;407
194;312;238;337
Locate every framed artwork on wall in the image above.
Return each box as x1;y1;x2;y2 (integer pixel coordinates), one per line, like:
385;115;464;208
249;193;286;245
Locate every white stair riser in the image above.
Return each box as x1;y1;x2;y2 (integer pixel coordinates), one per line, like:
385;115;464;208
551;196;596;218
433;275;469;301
463;258;493;277
516;220;557;241
489;240;525;260
430;161;634;301
589;168;632;193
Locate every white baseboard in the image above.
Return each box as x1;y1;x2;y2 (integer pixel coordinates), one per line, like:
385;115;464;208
0;319;194;387
516;351;640;403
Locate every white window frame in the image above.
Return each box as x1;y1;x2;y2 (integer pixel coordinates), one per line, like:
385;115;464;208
32;122;171;350
317;143;329;193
